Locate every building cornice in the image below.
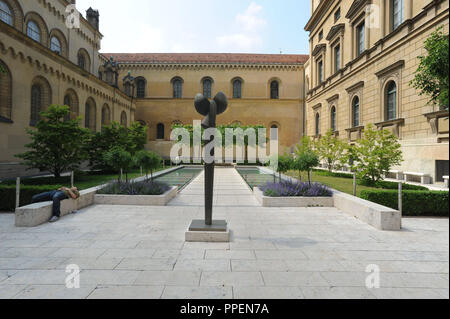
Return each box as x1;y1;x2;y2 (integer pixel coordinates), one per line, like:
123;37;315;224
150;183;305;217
326;23;345;41
305;0;334;32
375;60;405;78
345;0;370;20
116;62;304;72
345;81;364;93
312;44;327;57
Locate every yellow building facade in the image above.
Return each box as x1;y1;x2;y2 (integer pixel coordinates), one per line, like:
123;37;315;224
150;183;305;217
305;0;449;182
0;0;136;178
109;53;307;158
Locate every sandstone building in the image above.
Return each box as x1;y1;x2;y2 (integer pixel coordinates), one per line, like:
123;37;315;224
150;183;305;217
0;0;136;178
304;0;449;182
108;53;307;158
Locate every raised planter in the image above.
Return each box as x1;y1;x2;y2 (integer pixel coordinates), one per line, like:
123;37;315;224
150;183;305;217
253;167;401;231
254;187;334;207
333;190;401;231
94;186;178;206
14;166;185;227
15;187;98;227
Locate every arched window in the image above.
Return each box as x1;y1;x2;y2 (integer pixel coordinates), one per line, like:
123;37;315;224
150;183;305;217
173;79;182;98
50;36;61;54
270;81;279;99
157;123;165;140
63;89;79;122
392;0;404;31
330;106;337;132
85;99;96;131
0;60;12;121
30;76;51;126
315;113;320;136
27;20;40;42
0;1;12;25
78;54;86;70
124;82;132;97
233;79;242;99
352;96;360;127
101;104;111;126
63;95;72;122
136;78;146;98
386;81;397;121
30;85;42;126
203;78;212;98
270;124;279;140
121;111;127;127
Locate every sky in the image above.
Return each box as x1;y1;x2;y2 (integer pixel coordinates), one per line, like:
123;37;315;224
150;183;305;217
75;0;311;54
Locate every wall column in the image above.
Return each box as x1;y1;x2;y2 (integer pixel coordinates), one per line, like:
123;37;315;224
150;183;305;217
380;0;386;37
405;0;413;20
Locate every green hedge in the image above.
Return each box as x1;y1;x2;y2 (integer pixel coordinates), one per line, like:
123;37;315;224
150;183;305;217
0;185;63;212
360;190;449;217
358;179;428;190
313;170;354;179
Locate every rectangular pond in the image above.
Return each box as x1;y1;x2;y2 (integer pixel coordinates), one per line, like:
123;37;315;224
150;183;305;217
154;166;203;191
235;167;281;190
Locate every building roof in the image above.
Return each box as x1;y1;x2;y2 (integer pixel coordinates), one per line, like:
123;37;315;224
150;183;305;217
103;53;309;65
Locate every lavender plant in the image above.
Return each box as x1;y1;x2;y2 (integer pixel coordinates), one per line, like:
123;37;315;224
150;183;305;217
261;180;332;197
98;180;170;196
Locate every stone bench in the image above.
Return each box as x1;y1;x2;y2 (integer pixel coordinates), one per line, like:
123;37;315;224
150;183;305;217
403;172;432;184
15;187;98;227
333;190;401;231
444;176;449;188
387;170;404;180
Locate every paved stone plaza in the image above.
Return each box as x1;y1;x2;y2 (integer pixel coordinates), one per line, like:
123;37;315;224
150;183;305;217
0;168;448;299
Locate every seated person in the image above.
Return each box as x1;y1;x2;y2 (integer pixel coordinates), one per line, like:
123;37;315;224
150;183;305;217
31;187;80;223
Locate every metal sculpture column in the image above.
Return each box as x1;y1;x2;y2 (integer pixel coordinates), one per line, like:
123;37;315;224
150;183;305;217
187;92;229;236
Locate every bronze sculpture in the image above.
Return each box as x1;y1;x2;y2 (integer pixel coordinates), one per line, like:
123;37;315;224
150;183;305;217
189;92;228;232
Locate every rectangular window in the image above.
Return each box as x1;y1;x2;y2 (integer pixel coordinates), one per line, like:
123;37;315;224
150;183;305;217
318;60;323;84
334;8;341;22
318;30;323;41
357;22;365;56
334;44;341;72
392;0;403;30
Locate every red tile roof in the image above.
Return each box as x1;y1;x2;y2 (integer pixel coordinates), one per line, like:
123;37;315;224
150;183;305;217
103;53;309;65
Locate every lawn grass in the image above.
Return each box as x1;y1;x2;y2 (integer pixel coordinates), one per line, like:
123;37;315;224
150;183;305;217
285;170;379;197
1;167;167;190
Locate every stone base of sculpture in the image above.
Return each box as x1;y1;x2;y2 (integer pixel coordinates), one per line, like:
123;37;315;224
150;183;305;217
185;220;230;242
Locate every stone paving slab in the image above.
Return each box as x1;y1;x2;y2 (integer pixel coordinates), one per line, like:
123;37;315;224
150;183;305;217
0;168;448;299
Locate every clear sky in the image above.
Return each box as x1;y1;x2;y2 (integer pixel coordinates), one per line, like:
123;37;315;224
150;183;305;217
75;0;311;55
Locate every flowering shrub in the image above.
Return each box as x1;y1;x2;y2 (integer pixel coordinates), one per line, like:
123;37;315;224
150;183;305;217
98;180;170;196
260;181;332;197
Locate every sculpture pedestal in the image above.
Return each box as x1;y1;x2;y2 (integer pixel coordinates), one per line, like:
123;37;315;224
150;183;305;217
185;220;230;242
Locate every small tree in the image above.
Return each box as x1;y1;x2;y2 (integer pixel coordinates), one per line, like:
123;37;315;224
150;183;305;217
276;154;293;181
315;129;349;172
411;27;449;109
103;146;134;182
135;150;162;183
293;152;319;186
88;122;147;171
15;105;90;178
295;136;315;155
353;124;403;184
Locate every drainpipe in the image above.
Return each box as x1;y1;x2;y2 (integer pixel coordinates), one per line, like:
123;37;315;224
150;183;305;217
302;66;306;137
